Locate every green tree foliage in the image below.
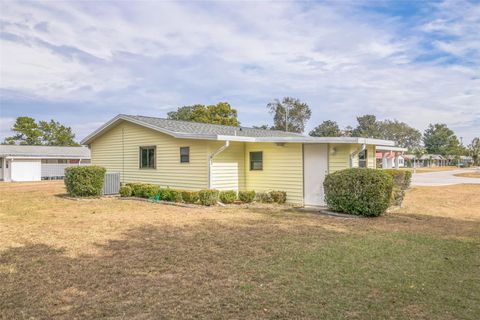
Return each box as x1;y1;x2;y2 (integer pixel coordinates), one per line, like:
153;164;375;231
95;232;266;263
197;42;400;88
4;117;43;145
423;123;463;156
4;117;79;146
309;120;342;137
39;120;79;146
468;137;480;165
350;115;421;150
379;120;422;150
267;97;311;133
167;102;240;126
351;114;382;138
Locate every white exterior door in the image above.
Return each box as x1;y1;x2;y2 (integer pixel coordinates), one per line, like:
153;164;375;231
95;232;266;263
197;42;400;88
303;144;328;206
11;159;42;181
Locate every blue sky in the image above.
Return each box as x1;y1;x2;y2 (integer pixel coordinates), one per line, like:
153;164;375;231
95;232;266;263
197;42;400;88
0;0;479;143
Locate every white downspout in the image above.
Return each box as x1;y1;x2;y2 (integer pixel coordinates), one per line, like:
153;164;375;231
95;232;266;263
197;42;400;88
208;141;230;189
350;141;366;168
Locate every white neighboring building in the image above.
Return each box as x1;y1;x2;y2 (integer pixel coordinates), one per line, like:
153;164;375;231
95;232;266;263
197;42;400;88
375;146;407;169
0;145;91;182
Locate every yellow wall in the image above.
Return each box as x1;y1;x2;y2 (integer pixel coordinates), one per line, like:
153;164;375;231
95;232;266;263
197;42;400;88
244;142;304;204
209;141;246;191
328;143;376;173
90;120;209;190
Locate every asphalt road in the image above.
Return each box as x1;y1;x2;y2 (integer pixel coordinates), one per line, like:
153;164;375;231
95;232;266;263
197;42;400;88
411;168;480;186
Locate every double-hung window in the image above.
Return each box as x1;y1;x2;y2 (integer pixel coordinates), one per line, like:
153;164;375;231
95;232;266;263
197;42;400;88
250;151;263;170
140;146;156;169
180;147;190;163
358;149;368;168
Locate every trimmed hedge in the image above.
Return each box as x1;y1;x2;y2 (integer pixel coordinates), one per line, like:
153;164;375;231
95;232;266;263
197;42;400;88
219;190;237;204
198;189;219;206
239;190;256;203
257;192;273;203
181;191;199;204
270;191;287;204
256;190;287;204
383;169;412;206
323;168;393;217
64;166;106;197
119;185;132;197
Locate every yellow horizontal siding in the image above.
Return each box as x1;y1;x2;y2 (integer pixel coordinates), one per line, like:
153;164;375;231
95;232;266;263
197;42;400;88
245;142;303;205
328;143;376;173
90;121;209;190
209;141;246;191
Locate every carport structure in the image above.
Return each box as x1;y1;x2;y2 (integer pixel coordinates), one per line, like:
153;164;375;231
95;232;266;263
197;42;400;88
0;145;91;182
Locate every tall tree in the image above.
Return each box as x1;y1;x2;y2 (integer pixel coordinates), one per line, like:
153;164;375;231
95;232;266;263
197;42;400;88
4;116;43;145
4;117;79;146
167;102;240;126
379;120;422;150
423;123;462;155
309;120;342;137
468;137;480;165
351;114;382;138
39;120;79;146
267;97;311;133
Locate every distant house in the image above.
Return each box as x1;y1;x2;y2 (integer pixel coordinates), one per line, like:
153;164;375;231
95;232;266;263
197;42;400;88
0;145;91;182
375;146;407;169
81;114;400;206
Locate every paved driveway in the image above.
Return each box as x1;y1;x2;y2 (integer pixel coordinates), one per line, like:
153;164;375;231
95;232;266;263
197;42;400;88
412;168;480;186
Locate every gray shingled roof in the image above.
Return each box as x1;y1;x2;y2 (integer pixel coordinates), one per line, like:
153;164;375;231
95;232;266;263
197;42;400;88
0;145;91;158
124;115;304;138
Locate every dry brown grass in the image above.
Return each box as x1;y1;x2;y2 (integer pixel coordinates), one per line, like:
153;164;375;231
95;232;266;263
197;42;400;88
396;184;480;221
1;181;479;319
400;166;458;173
454;172;480;178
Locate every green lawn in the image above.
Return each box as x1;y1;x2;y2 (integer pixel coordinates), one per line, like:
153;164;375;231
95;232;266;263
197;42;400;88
1;182;479;319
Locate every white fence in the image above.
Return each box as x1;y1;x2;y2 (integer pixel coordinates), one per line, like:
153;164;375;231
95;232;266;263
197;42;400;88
41;163;90;179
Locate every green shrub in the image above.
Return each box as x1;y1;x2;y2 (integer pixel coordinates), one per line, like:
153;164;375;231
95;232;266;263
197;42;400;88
157;188;172;201
181;191;199;204
383;169;412;206
64;166;106;197
323;168;393;217
142;184;161;198
126;183;146;197
391;186;405;206
238;190;256;203
198;189;219;206
219;190;237;204
119;185;132;197
257;192;274;203
270;191;287;204
170;189;183;202
403;171;412;189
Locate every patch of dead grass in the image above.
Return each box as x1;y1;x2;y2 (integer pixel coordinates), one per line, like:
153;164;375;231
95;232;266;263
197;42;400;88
454;172;480;178
1;181;479;319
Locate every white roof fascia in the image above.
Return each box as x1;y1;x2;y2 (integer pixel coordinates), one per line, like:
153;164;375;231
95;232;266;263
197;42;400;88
216;135;257;142
375;145;408;152
4;155;91;160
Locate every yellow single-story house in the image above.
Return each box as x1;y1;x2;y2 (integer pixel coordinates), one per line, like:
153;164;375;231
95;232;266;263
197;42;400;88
81;114;399;206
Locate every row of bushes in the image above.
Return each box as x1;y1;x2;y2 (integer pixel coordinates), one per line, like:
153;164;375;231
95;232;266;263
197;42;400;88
383;169;412;206
120;183;287;206
323;168;412;217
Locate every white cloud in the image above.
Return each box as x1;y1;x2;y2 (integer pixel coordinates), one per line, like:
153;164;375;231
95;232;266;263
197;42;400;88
0;0;479;142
